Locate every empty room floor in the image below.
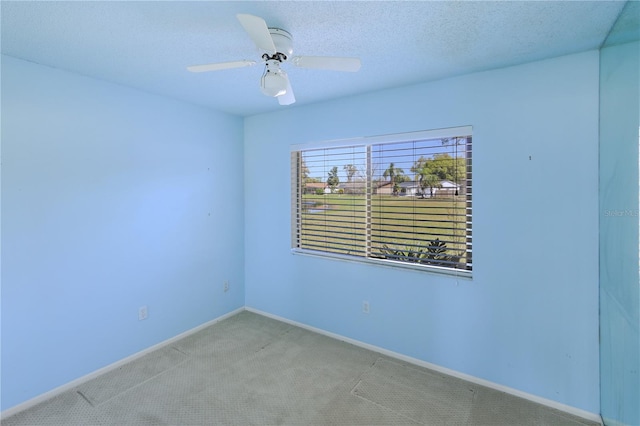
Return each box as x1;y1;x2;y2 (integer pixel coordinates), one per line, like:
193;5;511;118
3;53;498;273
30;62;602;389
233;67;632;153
3;311;598;425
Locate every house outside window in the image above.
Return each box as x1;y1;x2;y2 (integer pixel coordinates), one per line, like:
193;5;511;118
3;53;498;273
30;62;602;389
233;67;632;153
291;127;472;276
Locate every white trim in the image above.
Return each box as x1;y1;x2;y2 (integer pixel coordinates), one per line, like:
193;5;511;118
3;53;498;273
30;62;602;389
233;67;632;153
3;305;602;425
245;307;603;425
290;127;473;276
0;307;244;420
290;125;473;151
291;248;473;280
601;417;625;426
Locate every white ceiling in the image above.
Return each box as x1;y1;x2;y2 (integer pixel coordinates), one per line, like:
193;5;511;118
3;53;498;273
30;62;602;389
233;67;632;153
1;1;629;117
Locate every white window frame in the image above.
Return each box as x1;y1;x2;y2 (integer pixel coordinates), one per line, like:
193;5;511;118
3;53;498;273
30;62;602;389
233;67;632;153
291;126;472;279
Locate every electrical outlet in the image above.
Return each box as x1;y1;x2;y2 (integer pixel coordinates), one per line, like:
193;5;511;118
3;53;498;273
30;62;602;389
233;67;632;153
224;281;229;293
138;305;148;321
362;301;370;314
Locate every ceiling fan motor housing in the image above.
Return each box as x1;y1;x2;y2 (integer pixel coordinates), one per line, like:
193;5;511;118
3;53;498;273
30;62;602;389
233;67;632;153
268;28;293;59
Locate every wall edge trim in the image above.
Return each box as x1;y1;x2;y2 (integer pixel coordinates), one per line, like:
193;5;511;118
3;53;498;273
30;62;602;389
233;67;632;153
2;305;603;424
245;307;603;425
0;307;245;420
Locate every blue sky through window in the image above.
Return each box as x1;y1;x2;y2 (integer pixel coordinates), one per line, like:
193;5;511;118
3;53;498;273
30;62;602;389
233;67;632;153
302;138;469;183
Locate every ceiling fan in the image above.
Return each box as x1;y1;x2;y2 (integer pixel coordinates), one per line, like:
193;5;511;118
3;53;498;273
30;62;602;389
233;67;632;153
187;14;362;106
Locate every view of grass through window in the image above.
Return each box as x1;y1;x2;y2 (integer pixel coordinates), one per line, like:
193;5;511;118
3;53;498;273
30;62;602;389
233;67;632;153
292;131;472;272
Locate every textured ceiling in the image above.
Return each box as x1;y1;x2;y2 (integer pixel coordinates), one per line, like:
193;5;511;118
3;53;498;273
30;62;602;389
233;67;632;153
1;1;629;117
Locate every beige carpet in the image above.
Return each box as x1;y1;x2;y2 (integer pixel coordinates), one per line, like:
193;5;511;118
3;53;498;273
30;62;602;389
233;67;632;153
3;311;599;426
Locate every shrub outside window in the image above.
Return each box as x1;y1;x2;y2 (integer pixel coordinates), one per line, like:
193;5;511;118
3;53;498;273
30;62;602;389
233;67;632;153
291;127;472;276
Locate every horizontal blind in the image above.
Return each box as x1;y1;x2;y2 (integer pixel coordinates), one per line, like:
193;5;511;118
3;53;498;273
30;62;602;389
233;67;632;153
292;146;368;257
292;131;472;272
369;136;472;270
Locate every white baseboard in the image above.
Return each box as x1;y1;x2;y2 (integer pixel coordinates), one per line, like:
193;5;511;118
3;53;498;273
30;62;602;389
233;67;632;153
0;307;244;420
2;306;603;425
245;307;603;425
601;417;627;426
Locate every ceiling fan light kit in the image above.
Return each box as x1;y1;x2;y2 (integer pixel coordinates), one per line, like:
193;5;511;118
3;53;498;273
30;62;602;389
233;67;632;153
260;60;288;97
187;13;361;106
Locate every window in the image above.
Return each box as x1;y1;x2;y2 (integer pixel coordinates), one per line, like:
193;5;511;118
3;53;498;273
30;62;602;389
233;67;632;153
291;127;472;275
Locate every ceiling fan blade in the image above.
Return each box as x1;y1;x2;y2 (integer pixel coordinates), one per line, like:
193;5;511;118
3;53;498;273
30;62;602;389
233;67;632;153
237;14;276;54
292;56;361;72
278;76;296;106
187;60;256;72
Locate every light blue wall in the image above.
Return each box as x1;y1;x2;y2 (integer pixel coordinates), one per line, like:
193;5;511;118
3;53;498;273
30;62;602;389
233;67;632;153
244;51;600;413
1;55;245;411
1;48;604;416
599;39;640;425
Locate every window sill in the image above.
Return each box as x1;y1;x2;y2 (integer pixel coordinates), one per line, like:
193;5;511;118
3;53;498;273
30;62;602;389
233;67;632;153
291;248;473;280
